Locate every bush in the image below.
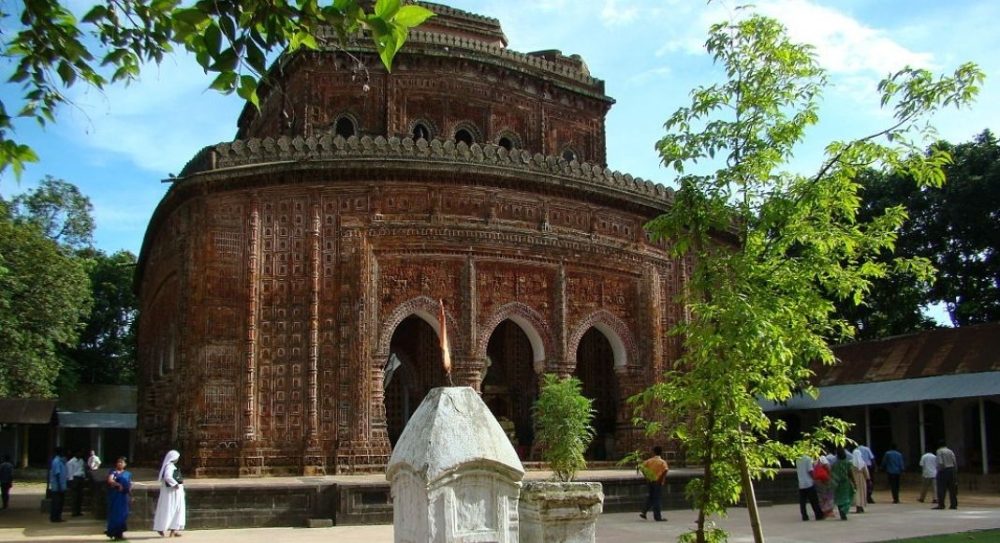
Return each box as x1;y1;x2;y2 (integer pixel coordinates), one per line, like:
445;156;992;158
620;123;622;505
533;374;595;482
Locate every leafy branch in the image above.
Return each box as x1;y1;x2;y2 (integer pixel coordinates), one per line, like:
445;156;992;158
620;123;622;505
1;0;435;179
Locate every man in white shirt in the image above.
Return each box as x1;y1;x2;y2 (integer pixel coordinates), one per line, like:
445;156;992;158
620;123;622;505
933;441;958;510
795;454;825;521
918;448;938;503
65;451;85;517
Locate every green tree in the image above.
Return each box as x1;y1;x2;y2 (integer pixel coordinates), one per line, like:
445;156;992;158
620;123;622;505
1;0;434;178
631;12;981;543
532;374;595;482
840;130;1000;336
10;176;95;250
59;249;139;390
0;201;92;397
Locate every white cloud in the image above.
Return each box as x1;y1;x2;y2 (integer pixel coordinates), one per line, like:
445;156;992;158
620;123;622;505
60;54;243;175
757;0;934;76
654;2;729;57
601;0;639;27
625;66;672;86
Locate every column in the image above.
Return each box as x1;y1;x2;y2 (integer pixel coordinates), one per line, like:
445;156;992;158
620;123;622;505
979;398;989;475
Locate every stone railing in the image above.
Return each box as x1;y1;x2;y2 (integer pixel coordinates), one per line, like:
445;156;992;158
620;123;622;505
179;135;674;207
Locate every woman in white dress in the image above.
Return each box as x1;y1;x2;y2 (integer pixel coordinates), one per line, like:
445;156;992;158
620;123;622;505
153;450;185;537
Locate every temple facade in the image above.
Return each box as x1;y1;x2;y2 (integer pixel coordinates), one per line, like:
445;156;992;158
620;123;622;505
135;2;687;476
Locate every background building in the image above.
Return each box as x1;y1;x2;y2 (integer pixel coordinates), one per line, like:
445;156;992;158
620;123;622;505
764;323;1000;475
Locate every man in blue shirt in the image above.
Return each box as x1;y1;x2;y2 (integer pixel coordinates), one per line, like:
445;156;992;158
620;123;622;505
880;443;905;504
48;447;68;522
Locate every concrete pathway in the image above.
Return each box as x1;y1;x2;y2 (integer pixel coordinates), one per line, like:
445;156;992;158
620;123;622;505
2;486;998;542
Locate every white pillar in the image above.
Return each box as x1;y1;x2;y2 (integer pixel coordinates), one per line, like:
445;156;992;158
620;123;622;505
979;398;989;475
864;405;872;447
918;403;926;454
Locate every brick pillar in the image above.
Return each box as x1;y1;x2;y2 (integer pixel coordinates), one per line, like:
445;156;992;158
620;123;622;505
453;357;488;391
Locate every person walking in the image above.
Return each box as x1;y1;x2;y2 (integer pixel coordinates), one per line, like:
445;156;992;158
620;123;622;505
830;447;855;520
858;444;875;503
105;457;133;541
850;447;869;513
814;455;835;518
881;443;904;503
795;453;825;521
933;441;958;510
918;448;938;503
66;450;85;516
0;454;14;509
153;450;187;537
48;447;68;522
639;446;669;522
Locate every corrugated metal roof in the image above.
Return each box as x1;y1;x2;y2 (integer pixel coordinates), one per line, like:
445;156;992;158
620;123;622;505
762;371;1000;412
819;323;1000;386
0;398;56;424
57;412;136;429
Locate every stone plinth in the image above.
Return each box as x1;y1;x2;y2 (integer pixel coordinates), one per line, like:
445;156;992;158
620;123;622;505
386;386;524;543
518;481;603;543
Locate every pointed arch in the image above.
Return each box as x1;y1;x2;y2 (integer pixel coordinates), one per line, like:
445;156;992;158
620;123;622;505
376;296;463;358
567;310;636;371
476;302;551;372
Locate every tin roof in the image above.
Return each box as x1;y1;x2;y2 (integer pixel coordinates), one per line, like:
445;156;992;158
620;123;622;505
761;323;1000;412
762;371;1000;412
0;398;57;424
818;323;1000;386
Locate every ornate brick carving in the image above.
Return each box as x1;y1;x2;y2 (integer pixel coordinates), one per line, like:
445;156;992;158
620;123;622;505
136;3;691;474
475;302;553;373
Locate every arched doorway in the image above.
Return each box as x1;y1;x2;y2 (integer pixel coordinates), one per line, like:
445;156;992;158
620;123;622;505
483;320;538;459
574;328;618;460
383;315;446;446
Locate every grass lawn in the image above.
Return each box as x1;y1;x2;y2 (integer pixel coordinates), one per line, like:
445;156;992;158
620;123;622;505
875;529;1000;542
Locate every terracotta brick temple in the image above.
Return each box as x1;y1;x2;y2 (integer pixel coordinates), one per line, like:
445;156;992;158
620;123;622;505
135;2;688;476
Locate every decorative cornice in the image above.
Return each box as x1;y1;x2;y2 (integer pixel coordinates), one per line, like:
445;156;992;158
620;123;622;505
178;134;673;206
416;2;500;27
316;27;607;96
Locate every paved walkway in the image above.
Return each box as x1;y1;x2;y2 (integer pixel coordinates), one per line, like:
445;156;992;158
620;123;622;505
2;486;998;542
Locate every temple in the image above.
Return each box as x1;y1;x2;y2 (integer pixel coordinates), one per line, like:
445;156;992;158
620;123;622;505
135;1;687;476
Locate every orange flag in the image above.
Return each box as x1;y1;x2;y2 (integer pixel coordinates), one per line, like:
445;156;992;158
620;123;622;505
438;299;452;379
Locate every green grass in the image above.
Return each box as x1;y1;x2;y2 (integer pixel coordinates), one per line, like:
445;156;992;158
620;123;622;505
874;529;1000;542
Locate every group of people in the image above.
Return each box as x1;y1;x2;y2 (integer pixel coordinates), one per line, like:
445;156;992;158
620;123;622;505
46;448;187;540
46;448;102;522
796;441;960;522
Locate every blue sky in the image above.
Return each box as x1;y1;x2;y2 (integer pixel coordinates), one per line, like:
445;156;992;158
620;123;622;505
1;0;998;258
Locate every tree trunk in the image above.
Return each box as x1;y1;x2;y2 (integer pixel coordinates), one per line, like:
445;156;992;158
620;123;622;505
739;452;765;543
696;407;717;543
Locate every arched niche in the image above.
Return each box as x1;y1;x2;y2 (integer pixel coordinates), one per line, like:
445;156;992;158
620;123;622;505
476;302;551;373
567;309;636;371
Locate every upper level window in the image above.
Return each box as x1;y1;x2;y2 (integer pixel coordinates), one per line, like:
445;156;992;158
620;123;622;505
413;123;431;141
498;136;514;151
562;148;578;162
335;116;356;138
455;128;474;146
